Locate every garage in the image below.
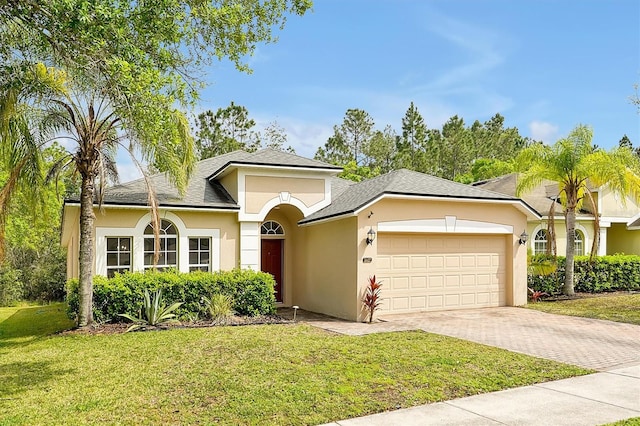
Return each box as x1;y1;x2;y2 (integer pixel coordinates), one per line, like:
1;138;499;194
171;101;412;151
377;233;507;313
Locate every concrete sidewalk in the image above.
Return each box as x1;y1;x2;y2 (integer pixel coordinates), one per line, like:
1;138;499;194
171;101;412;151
321;364;640;426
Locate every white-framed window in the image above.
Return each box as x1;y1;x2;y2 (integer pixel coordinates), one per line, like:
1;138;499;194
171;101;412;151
106;237;132;278
189;237;211;272
261;220;284;235
574;229;585;256
96;211;221;276
144;219;178;270
534;229;548;255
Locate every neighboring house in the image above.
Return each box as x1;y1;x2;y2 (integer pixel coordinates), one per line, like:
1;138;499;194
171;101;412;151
473;173;640;257
61;149;539;321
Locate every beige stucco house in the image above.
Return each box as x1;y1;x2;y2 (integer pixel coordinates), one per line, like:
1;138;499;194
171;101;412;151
61;149;539;321
474;174;640;257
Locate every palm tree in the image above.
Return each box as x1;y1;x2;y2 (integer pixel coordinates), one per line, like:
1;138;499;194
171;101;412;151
0;63;66;261
516;125;640;296
43;92;194;326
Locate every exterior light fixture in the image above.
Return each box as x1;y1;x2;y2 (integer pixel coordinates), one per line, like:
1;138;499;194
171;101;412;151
366;227;376;245
519;230;528;245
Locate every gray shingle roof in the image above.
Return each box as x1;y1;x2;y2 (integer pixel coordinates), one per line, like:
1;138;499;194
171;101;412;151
208;148;341;178
299;169;525;224
472;174;594;217
68;149;343;209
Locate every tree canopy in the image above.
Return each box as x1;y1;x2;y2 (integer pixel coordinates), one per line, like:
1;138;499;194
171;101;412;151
516;125;640;295
315;104;530;182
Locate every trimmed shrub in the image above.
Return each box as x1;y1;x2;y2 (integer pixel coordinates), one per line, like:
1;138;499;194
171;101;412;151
66;269;276;323
528;255;640;294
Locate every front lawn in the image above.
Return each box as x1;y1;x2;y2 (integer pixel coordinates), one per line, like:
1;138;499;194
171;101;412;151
0;304;589;425
527;293;640;325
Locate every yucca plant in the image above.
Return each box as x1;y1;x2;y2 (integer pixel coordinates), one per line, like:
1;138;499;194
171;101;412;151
362;275;382;323
119;289;183;332
202;293;235;324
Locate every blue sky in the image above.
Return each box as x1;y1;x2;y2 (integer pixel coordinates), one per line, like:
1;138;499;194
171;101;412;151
120;0;640;181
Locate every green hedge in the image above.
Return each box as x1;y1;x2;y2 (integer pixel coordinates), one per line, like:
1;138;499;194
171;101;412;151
66;269;276;323
528;255;640;294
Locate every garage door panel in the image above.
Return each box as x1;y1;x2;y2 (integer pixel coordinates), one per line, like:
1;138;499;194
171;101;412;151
378;234;507;313
429;275;444;288
429;256;445;268
412;276;427;288
411;256;427;269
445;294;460;306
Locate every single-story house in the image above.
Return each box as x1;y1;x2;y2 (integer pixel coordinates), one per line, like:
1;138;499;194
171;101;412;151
473;173;640;256
61;149;540;321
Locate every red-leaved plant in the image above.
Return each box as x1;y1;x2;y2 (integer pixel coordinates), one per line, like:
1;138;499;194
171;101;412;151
362;275;383;323
528;287;549;303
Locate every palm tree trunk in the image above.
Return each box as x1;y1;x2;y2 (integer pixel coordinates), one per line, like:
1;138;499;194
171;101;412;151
78;174;96;327
564;207;576;296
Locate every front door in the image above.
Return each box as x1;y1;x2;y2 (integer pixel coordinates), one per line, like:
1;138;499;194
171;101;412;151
261;239;283;302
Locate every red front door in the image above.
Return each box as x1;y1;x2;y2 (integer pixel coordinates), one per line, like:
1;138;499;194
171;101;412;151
261;239;283;302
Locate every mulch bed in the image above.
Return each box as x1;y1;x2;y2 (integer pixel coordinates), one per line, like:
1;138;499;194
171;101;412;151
60;314;292;335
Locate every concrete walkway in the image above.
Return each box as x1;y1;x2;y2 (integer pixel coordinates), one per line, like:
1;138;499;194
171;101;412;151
280;307;640;425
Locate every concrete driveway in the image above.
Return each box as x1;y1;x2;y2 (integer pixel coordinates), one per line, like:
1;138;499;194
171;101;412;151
379;307;640;371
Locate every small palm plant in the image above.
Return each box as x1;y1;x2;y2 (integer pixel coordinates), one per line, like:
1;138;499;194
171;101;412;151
202;293;235;325
119;289;183;332
362;275;383;323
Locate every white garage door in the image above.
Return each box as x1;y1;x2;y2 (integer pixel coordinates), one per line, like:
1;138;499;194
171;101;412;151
377;234;506;313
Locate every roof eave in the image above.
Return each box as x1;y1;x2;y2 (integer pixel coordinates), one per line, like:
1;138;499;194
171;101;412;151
62;200;240;212
299;192;541;226
207;161;342;181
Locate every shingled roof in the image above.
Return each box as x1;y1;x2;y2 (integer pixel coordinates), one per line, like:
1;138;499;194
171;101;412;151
207;148;342;179
299;169;535;224
472;173;595;217
66;149;343;210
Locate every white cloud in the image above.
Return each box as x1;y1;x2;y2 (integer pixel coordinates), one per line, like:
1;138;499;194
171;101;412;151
529;121;559;143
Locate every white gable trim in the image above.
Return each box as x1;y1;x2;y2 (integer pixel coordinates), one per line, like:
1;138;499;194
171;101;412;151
377;217;514;234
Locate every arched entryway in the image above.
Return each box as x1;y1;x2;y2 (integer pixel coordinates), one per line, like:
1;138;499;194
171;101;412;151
261;220;284;302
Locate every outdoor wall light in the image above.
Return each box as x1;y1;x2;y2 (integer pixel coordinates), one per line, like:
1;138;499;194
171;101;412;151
366;227;376;245
519;230;528;245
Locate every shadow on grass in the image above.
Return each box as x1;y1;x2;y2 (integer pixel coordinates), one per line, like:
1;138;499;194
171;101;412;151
0;360;74;398
0;304;75;350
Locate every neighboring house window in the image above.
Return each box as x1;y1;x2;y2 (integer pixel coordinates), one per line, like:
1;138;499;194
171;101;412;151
144;219;178;270
261;221;284;235
106;237;132;278
533;229;548;255
189;237;211;272
574;230;585;256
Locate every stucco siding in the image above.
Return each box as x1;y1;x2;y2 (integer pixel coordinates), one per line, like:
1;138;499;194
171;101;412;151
300;217;358;320
219;170;238;202
608;223;640;254
245;176;325;214
600;188;640;218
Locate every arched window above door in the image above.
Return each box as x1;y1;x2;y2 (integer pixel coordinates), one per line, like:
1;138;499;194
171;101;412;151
261;221;284;235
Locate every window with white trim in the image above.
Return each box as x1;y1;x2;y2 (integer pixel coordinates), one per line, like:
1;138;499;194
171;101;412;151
106;237;132;278
189;237;211;272
261;221;284;235
534;229;548;255
574;230;585;256
144;219;178;270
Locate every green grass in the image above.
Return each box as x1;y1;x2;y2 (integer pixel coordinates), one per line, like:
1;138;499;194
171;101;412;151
527;294;640;325
0;304;590;425
604;418;640;426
